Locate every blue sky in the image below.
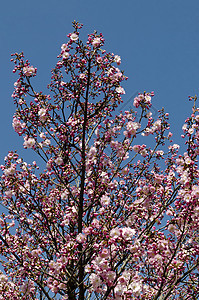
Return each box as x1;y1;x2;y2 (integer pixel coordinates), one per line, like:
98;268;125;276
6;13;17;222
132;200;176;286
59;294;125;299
1;0;199;163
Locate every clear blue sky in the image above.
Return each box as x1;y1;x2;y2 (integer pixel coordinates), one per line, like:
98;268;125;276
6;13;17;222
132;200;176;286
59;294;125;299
1;0;199;163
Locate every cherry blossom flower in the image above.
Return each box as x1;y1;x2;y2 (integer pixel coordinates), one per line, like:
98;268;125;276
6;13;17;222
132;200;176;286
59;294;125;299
195;115;199;122
100;195;110;206
4;164;16;176
124;121;140;137
140;149;148;157
114;284;126;299
55;156;63;165
114;55;121;65
89;273;102;291
129;281;142;294
116;86;125;94
42;139;51;147
121;227;136;241
40;132;46;139
76;233;86;243
132;145;141;152
23;136;36;148
62;52;70;59
61;44;68;51
79;73;86;79
38;108;47;122
70;33;79;41
87;146;97;159
23;65;36;76
96;56;103;64
92;37;101;47
12;117;25;134
5;190;14;198
110;227;121;239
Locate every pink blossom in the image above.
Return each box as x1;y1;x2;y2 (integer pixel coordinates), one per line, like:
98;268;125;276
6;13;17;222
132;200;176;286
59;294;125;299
122;167;129;175
106;270;116;284
145;95;151;104
124;121;140;137
70;33;79;41
42;139;51;147
195;115;199;122
116;86;125;94
38;108;47;122
61;44;68;51
166;209;174;216
100;195;110;206
87;146;97;158
154;173;164;184
55;156;63;165
76;233;86;243
18;98;25;105
146;111;152;118
133;94;144;108
4;164;16;176
89;273;102;291
0;273;8;283
121;227;135;241
5;190;14;198
85;264;92;273
153;119;161;131
140;149;148;157
188;127;194;134
14;81;21;88
185;156;192;164
96;56;103;64
114;55;121;65
23;65;36;76
192;185;199;198
40;132;46;139
133;93;152;108
46;158;53;171
110;227;121;239
12;117;25;134
100;248;109;258
132;145;141;152
79;73;86;79
31;248;42;257
114;284;126;299
156;150;164;156
173;144;180;149
23;136;36;148
168;224;176;233
92;37;101;47
21;280;35;294
129;281;142;294
142;128;153;136
62;52;70;59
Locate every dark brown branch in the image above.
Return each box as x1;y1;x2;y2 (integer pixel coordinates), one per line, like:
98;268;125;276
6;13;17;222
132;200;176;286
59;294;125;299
78;57;91;300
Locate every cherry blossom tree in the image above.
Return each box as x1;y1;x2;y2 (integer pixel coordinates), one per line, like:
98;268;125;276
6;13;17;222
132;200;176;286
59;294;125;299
0;21;199;299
